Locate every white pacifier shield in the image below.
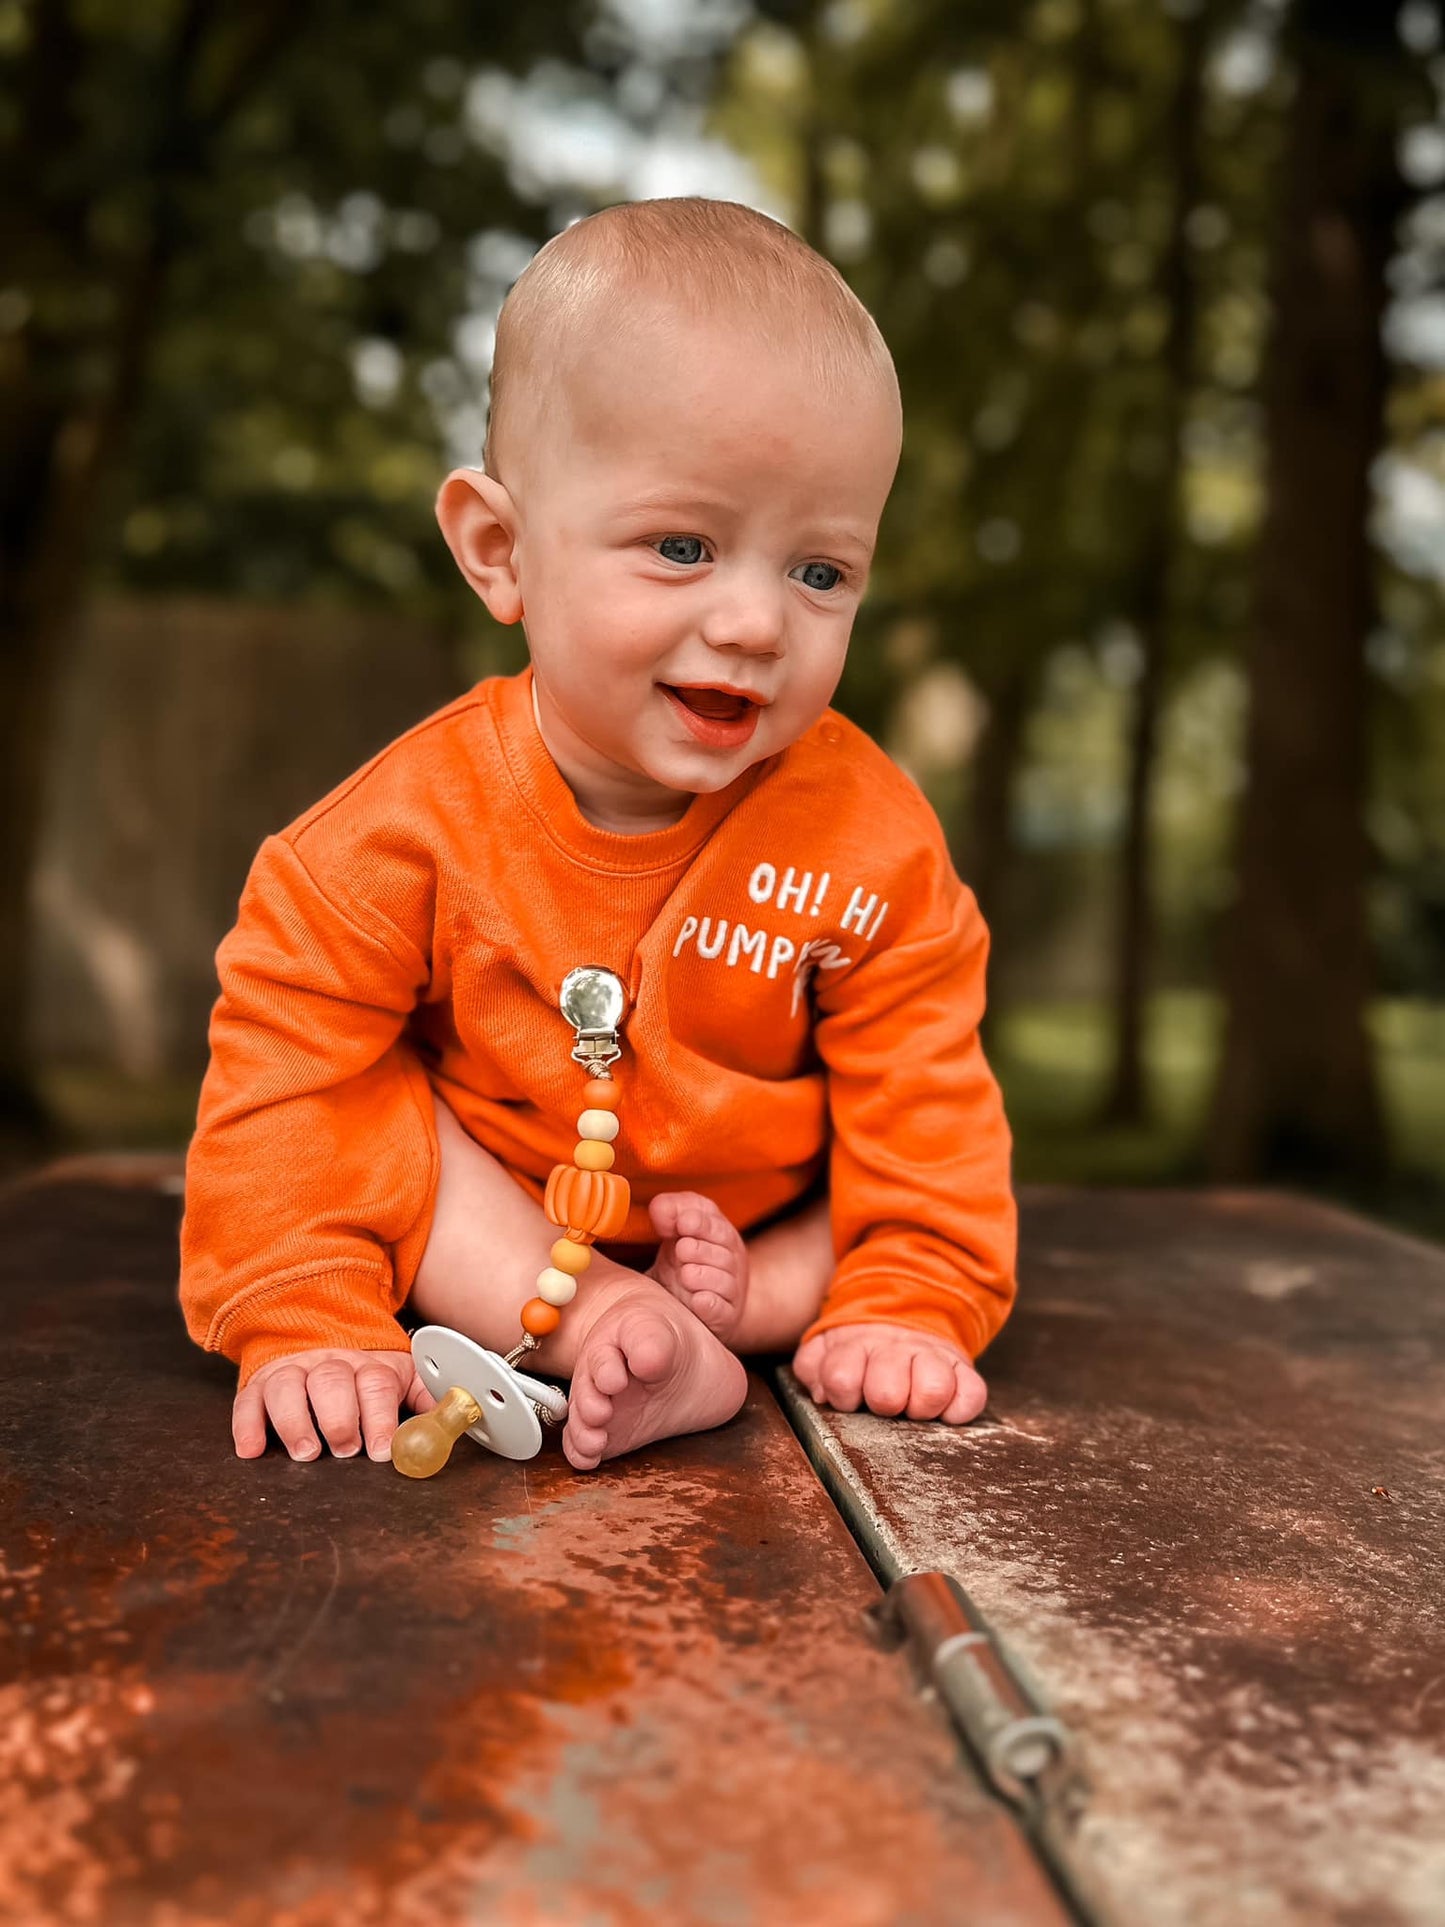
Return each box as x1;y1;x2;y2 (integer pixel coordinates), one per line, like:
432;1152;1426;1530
410;1324;565;1461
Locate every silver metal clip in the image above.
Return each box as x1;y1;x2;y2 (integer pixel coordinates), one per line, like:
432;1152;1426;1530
559;965;628;1071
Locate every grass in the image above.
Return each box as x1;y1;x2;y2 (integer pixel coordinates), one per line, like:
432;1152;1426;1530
20;992;1445;1246
994;991;1445;1245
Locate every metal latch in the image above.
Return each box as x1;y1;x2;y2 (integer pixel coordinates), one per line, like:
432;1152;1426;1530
869;1570;1087;1825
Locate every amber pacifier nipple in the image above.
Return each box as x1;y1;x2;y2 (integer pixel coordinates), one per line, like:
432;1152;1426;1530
391;1385;483;1479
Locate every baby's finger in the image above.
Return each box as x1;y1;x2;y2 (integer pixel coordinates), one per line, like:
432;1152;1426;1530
941;1366;988;1426
356;1362;405;1461
405;1370;437;1416
790;1337;824;1400
306;1359;363;1458
906;1351;959;1421
232;1379;269;1459
263;1366;321;1461
818;1342;867;1412
861;1347;912;1418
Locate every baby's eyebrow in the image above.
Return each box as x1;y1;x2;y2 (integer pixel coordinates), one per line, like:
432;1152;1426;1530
613;490;732;518
801;526;875;560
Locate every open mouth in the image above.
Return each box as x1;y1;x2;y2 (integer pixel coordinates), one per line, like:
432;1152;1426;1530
660;685;757;721
659;682;764;748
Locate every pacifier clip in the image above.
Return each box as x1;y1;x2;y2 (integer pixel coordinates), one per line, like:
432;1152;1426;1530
391;967;631;1477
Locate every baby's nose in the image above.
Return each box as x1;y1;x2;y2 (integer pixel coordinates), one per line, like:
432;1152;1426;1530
699;572;785;654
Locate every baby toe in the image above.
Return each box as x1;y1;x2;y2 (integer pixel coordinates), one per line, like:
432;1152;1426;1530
647;1194;682;1238
564;1421;607;1470
572;1383;614;1428
588;1343;631;1400
678;1236;736;1272
620;1314;680;1384
682;1260;736;1299
688;1290;729;1329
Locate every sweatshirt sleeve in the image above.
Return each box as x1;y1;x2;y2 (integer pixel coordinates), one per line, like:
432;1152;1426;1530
178;832;438;1386
805;807;1017;1361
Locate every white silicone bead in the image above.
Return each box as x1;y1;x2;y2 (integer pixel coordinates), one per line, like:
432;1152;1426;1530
536;1266;579;1306
577;1108;621;1142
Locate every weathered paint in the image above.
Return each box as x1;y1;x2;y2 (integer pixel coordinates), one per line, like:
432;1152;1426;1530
777;1186;1445;1927
0;1173;1069;1927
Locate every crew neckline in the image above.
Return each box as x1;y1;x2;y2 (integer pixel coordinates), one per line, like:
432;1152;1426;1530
491;664;770;876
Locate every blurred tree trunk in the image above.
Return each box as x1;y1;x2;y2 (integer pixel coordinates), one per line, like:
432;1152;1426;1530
1100;5;1208;1125
0;2;301;1136
967;659;1034;1039
1207;2;1409;1181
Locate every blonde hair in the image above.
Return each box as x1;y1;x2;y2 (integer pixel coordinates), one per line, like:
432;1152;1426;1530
483;197;897;480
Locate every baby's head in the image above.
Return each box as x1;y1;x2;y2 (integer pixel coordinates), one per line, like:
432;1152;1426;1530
438;198;902;830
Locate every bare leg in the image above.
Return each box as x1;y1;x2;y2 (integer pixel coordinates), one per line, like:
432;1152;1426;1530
734;1195;835;1353
410;1096;633;1374
410;1098;746;1468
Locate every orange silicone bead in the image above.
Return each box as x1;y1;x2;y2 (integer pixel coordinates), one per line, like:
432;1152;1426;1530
551;1237;593;1274
574;1139;615;1171
583;1078;621;1112
545;1164;631;1239
521;1298;562;1337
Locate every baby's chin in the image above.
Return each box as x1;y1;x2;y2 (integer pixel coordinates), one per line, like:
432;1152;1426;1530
644;739;775;795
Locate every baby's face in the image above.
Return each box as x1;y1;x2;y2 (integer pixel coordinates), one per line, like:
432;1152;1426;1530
508;315;901;810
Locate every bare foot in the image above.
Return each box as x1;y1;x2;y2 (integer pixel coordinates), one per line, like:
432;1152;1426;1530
791;1322;988;1425
646;1190;750;1343
564;1285;748;1471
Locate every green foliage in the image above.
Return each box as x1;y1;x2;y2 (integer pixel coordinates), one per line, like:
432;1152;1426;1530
722;0;1445;1004
8;0;1445;1008
2;1;595;614
721;1;1269;712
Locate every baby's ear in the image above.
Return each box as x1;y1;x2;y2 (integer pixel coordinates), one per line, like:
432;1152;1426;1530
435;468;523;624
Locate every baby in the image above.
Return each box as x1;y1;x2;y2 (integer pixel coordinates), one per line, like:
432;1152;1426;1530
179;197;1017;1471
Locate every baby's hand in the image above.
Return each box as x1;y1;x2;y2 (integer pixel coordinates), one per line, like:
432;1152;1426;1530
792;1322;987;1425
232;1348;434;1463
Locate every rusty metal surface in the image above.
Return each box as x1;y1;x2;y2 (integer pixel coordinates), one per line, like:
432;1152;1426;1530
777;1186;1445;1927
0;1175;1070;1927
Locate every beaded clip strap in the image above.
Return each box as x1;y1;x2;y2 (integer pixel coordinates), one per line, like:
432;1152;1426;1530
503;965;632;1374
389;966;631;1476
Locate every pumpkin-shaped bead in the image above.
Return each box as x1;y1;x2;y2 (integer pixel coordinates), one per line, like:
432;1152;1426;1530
545;1165;631;1239
536;1266;578;1307
577;1108;620;1142
583;1077;621;1112
551;1237;592;1275
521;1297;561;1338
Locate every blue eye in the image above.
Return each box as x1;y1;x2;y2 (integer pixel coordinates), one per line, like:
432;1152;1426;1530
796;561;843;592
657;535;706;565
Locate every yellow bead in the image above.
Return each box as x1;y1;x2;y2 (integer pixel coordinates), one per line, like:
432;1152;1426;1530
536;1266;579;1307
577;1108;620;1142
551;1238;592;1275
574;1139;615;1171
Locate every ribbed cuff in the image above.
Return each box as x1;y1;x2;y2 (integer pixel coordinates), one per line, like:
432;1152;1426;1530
208;1266;408;1387
801;1270;1008;1362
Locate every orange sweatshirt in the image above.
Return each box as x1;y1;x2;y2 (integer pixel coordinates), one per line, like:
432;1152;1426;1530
180;665;1016;1385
